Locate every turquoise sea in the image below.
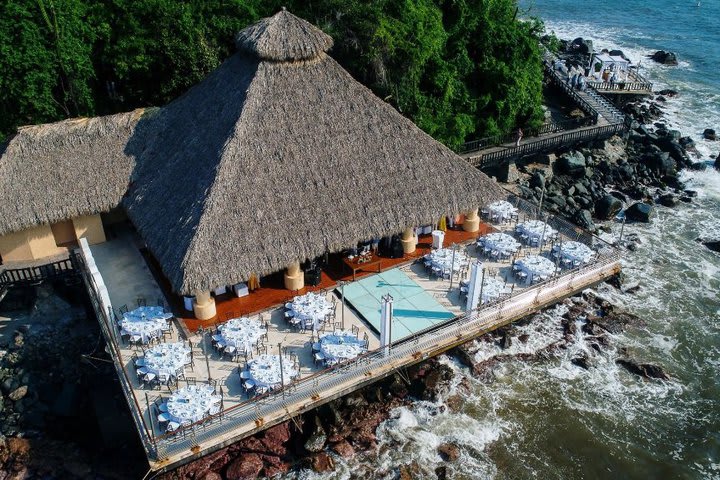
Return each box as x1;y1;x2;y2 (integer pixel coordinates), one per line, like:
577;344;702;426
284;2;720;478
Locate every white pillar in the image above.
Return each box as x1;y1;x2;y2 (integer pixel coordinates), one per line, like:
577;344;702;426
380;294;394;355
466;261;483;311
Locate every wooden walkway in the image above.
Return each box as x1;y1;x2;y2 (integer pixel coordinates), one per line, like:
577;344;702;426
460;51;629;169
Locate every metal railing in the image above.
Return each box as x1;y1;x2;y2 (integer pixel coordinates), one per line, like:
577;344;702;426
458;117;594;155
587;69;653;93
138;192;620;465
0;257;76;287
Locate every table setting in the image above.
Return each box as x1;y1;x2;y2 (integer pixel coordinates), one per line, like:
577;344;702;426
217;317;265;353
485;200;518;223
120;306;171;343
143;342;190;378
515;255;558;282
319;330;367;362
248;354;299;388
478;232;521;257
165;384;220;424
288;293;331;329
553;241;595;265
516;220;557;245
425;248;469;275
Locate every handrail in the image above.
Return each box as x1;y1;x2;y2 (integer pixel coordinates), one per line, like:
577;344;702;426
0;258;76;287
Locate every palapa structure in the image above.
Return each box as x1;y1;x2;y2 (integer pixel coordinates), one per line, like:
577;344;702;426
0;9;503;317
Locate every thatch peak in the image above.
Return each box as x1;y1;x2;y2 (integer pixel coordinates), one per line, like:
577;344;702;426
235;9;333;62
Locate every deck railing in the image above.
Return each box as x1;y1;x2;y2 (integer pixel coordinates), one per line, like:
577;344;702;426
139;192;620;466
0;257;76;287
587;69;653;93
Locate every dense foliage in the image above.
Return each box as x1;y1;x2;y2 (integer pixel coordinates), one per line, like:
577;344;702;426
0;0;544;148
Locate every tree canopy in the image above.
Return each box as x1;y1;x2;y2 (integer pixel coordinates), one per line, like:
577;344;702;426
0;0;544;149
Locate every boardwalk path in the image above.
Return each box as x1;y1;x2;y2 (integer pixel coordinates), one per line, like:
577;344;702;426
461;53;629;169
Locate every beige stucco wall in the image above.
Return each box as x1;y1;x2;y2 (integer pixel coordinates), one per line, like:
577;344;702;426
0;214;106;264
73;215;106;245
50;220;77;246
0;224;66;263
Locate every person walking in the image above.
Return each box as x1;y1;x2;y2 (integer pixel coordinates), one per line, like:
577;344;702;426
515;128;523;147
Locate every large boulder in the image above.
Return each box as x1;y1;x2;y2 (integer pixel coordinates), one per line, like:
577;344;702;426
625;202;654;223
555;152;586;176
225;453;263;480
715;153;720;170
595;194;623;220
649;50;678;65
703;128;717;140
568;37;593;54
529;171;545;189
575;209;596;232
641;151;675;175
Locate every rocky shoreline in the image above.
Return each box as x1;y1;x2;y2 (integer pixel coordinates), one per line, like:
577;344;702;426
513;86;719;254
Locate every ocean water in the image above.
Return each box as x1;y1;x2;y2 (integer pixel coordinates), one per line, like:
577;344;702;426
283;3;720;478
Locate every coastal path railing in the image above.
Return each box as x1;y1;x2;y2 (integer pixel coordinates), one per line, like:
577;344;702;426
459;51;630;169
466;122;626;169
135;193;620;470
587;69;653;93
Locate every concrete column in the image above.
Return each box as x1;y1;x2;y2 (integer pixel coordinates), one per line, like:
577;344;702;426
283;260;304;291
400;227;417;254
463;208;480;232
192;290;216;320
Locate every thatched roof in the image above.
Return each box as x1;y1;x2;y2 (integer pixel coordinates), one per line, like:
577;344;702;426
125;10;503;295
0;109;151;236
235;8;333;62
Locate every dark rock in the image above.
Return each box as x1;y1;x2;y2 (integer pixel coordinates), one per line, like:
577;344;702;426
499;333;512;350
529;171;545;189
225;453;263;480
568;37;593;54
657;193;679;207
715;154;720;170
616;359;669;380
399;461;422;480
688;162;707;171
571;354;591;370
445;395;463;412
657;89;678;97
575;209;595;231
518;333;530;344
701;240;720;253
649;50;678;65
304;418;327;453
435;466;448;480
625;202;654;223
437;443;461;462
595;194;623;220
703;128;717;140
555;152;586;176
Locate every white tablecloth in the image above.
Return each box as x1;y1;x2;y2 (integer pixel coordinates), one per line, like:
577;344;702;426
426;248;469;273
320;330;366;361
121;306;170;343
554;241;595;264
166;385;219;424
478;233;521;256
516;255;557;281
290;293;331;325
248;354;298;388
144;342;190;378
517;220;557;243
486;200;518;222
218;317;265;351
479;276;507;303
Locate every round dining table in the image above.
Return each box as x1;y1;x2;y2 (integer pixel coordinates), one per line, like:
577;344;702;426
516;255;557;281
320;330;367;361
143;342;190;378
218;317;265;352
248;354;298;388
166;384;220;424
478;232;521;256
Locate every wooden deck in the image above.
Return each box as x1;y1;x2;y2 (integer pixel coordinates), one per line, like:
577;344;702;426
143;225;493;334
